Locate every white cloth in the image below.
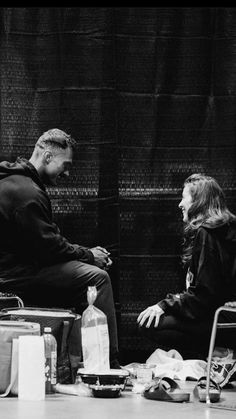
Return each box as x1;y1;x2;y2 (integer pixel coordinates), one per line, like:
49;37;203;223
146;348;207;381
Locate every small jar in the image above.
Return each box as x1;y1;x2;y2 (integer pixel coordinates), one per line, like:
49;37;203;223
136;364;153;384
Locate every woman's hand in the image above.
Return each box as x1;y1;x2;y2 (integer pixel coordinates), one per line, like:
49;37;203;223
137;304;164;328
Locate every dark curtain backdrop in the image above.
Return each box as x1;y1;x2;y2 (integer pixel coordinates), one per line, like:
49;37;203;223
0;7;236;362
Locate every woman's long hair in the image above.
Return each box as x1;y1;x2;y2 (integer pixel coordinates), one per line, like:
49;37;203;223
182;173;236;266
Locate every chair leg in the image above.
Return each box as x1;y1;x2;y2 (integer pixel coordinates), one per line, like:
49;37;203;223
206;307;221;404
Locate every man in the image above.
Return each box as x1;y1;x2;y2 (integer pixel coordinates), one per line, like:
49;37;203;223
0;128;119;367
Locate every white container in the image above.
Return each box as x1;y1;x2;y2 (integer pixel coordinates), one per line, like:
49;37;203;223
18;335;45;400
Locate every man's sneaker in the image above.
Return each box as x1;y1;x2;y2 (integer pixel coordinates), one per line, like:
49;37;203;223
210;360;236;388
212;348;234;363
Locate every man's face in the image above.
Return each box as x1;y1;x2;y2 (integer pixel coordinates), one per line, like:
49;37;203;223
43;147;73;186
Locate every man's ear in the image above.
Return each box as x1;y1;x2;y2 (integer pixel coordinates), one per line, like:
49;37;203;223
43;150;52;164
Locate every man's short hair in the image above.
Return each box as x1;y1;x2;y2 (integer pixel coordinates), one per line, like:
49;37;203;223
36;128;76;151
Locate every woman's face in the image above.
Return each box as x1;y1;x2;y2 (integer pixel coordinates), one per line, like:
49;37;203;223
179;185;193;222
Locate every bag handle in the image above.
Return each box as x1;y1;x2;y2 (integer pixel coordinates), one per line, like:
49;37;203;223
0;339;18;397
2;307;76;316
60;320;70;356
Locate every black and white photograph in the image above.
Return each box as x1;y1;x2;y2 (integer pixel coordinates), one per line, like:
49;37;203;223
0;7;236;418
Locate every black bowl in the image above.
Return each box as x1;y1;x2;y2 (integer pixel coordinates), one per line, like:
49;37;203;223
77;368;129;388
91;385;122;398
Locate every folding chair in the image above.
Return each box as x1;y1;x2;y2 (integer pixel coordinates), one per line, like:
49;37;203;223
206;303;236;408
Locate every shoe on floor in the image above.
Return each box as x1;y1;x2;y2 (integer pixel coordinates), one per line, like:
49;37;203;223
144;377;190;403
210;360;236;388
193;376;221;403
211;348;234;363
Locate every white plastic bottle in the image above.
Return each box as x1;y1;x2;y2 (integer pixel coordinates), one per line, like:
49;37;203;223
43;326;57;394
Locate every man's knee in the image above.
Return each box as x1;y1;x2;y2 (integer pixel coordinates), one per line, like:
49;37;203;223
92;267;111;288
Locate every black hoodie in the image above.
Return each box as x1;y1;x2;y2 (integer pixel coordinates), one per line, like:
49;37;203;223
158;220;236;321
0;157;94;278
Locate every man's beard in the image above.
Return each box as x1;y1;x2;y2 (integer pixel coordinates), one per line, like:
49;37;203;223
41;173;57;186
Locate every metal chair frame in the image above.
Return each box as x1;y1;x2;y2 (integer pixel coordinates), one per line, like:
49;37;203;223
206;304;236;406
0;292;24;308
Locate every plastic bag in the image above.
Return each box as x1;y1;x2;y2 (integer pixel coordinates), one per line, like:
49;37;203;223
81;286;110;372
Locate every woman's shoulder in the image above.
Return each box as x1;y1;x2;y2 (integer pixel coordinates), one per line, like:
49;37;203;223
196;220;236;245
195;226;213;243
194;224;219;248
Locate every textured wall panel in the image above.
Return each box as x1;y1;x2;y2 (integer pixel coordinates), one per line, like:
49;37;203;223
0;8;235;362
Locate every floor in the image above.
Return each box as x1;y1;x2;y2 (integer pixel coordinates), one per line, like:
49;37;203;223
0;381;236;419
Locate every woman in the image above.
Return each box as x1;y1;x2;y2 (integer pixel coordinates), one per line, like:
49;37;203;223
137;174;236;385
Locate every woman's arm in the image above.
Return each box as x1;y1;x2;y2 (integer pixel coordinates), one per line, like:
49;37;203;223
158;228;224;320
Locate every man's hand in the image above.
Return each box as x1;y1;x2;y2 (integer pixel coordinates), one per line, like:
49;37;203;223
90;246;112;270
137;304;164;328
